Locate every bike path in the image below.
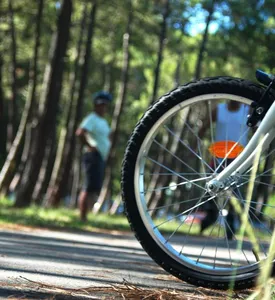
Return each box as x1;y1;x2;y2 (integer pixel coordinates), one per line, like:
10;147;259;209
0;227;250;299
0;227;194;299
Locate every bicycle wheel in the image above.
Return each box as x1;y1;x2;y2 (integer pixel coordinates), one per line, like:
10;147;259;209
121;76;275;289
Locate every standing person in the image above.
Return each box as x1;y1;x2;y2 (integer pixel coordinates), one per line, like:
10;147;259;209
199;101;249;239
76;91;112;221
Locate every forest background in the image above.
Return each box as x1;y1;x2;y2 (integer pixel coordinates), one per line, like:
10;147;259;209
0;0;274;214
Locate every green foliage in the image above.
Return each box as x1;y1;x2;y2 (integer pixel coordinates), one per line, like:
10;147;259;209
1;0;275;200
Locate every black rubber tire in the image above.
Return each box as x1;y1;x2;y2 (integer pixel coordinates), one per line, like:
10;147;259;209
121;76;275;290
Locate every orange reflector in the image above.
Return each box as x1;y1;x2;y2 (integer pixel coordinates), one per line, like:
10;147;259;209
208;141;244;159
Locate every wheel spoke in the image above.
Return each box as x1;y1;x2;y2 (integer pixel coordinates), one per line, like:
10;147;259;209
243;148;275;175
148;172;213;176
152;139;208;178
153;194;217;229
164;125;214;172
145;176;211;193
179;192;209;255
196;215;220;265
145;156;207;192
232;189;268;258
248;205;275;224
237;166;274;188
130;90;275;279
185;122;208;176
146;195;204;212
253;181;275;189
165;194;203;244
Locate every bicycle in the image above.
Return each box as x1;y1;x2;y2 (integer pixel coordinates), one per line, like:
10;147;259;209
121;70;275;289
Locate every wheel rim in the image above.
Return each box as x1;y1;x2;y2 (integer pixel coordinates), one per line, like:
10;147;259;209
134;93;275;276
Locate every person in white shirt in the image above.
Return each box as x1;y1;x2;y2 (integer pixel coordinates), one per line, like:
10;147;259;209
215;102;249;148
76;91;112;221
199;101;249;238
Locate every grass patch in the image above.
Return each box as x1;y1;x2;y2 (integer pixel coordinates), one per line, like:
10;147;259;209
0;197;200;234
0;197;130;232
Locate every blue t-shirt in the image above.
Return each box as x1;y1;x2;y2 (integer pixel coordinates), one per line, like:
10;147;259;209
80;112;111;160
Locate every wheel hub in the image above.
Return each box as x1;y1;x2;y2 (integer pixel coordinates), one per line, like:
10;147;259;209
206;175;239;195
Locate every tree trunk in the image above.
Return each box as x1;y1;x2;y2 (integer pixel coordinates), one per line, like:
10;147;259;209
194;0;215;79
45;2;97;207
33;129;56;204
9;122;33;192
93;0;133;214
0;86;34;195
145;54;186;211
0;0;44;195
103;62;115;95
174;49;183;87
103;35;117;96
0;55;6;169
65;3;88;130
70;148;82;208
43;3;88;207
14;0;72;207
44;3;87;207
7;0;17;150
151;0;170;104
148;109;190;216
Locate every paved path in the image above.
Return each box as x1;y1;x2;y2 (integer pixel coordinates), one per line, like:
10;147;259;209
0;227;195;299
0;227;250;299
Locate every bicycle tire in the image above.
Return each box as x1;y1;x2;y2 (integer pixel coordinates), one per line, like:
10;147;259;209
122;76;275;289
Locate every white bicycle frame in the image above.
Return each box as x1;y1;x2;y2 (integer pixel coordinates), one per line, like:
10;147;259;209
208;97;275;188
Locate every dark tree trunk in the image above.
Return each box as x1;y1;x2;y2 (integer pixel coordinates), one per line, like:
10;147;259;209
93;0;133;214
173;21;186;88
70;148;82;208
0;0;44;195
148;109;190;216
0;55;6;169
174;49;183;87
151;0;170;104
64;3;88;130
43;3;88;207
14;0;72;207
45;2;97;207
194;0;215;79
145;56;187;211
9;122;33;192
7;0;17;150
33;130;56;204
103;61;115;96
103;35;117;96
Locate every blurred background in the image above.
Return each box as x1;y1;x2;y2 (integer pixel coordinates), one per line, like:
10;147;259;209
0;0;274;216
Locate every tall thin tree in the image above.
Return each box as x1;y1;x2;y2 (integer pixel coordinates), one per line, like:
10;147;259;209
0;55;6;168
14;0;72;207
7;0;17;150
0;0;44;195
194;0;215;79
151;0;170;104
140;0;171;209
45;2;97;207
93;0;133;214
32;129;56;203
